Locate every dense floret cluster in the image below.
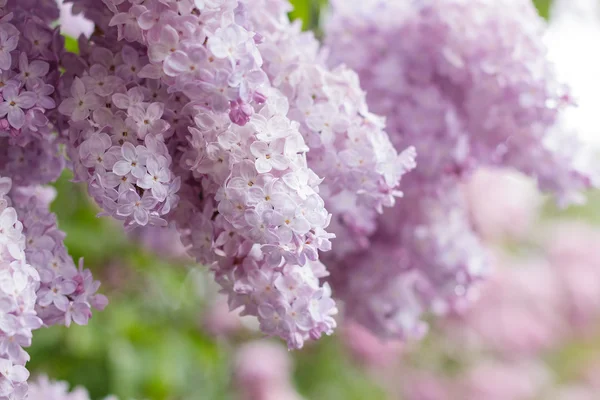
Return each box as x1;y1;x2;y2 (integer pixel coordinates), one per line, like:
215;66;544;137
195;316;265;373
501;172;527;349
60;0;414;349
0;0;596;395
323;0;599;339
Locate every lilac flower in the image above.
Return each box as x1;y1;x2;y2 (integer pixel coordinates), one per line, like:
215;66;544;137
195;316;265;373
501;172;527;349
137;155;170;201
208;25;253;62
0;85;36;129
252;114;294;142
37;279;77;312
28;375;116;400
0;2;109;392
112;142;148;179
78;132;115;170
16;53;49;87
148;25;180;63
52;0;387;350
29;81;56;110
321;0;600;340
116;45;143;81
64;300;92;327
127;102;169;139
58;77;101;121
81;64;123;97
258;302;291;336
163;46;208;77
234;341;305;400
250;140;289;173
0;30;18;71
0;358;28;396
116;189;158;226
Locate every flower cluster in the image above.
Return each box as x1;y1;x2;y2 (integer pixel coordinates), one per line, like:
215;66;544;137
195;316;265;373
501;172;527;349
0;2;107;396
337;182;600;400
242;0;416;254
0;0;66;187
58;0;414;348
325;0;597;201
0;175;106;399
11;186;107;327
234;340;304;400
28;375;117;400
395;222;600;400
329;184;488;341
0;177;39;400
323;0;599;340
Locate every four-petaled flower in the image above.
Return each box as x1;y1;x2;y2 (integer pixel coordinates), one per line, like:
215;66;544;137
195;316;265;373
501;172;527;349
58;77;102;121
0;85;36;129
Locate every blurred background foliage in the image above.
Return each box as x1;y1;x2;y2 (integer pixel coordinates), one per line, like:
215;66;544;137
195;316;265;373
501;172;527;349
28;0;577;399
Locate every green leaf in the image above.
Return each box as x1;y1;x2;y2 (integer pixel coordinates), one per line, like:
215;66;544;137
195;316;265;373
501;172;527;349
533;0;553;19
64;35;79;54
289;0;312;29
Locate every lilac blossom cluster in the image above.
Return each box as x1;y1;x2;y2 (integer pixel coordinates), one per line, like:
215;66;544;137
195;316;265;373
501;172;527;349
58;0;415;348
243;0;416;254
0;177;38;399
0;0;106;329
28;376;117;400
391;223;600;400
0;176;106;399
0;0;66;187
12;186;107;327
339;171;600;400
323;0;599;340
234;340;304;400
0;0;106;396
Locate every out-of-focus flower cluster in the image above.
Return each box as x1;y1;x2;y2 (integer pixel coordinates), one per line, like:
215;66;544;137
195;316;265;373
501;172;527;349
340;169;600;400
28;376;116;400
234;340;304;400
323;0;599;341
59;0;413;349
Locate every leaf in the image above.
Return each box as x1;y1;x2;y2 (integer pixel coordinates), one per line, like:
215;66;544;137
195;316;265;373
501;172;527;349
533;0;553;19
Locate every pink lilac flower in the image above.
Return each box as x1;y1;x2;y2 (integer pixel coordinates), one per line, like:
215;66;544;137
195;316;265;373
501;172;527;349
59;0;413;349
202;295;243;338
28;375;116;400
341;322;403;368
543;222;600;334
0;0;70;188
58;77;101;121
322;0;599;340
10;186;107;329
0;85;37;130
465;168;542;242
233;341;305;400
456;360;550;400
0;176;39;400
0;175;105;398
447;255;564;356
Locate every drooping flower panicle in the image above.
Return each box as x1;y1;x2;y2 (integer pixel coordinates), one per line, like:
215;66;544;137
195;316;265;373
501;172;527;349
59;0;414;349
323;0;599;340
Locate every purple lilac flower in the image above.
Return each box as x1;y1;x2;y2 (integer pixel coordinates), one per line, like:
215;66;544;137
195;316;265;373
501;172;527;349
323;0;600;340
0;0;67;187
28;375;117;400
0;177;105;400
59;0;419;349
